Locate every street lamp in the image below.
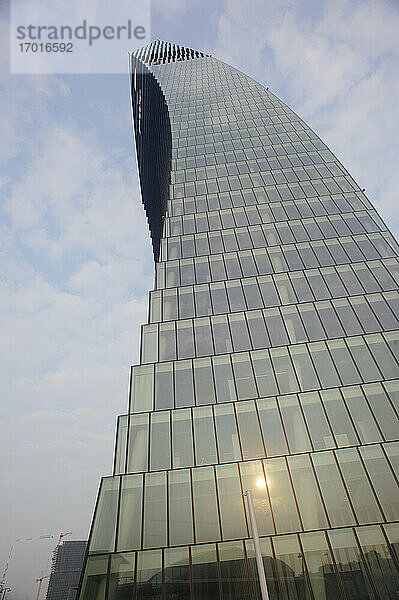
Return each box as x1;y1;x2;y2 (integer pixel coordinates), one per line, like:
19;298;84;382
244;485;270;600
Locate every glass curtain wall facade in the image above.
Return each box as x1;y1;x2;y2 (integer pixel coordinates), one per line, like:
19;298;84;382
79;41;399;600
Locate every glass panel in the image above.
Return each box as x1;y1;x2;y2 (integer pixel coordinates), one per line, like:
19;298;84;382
216;463;247;539
172;408;194;468
320;388;359;446
212;315;233;354
210;281;229;314
178;287;195;319
232;352;258;399
235;400;265;459
159;322;176;361
193;406;218;465
80;555;108;600
258;274;280;306
328;528;375;600
349;296;381;332
278;394;312;453
288;454;328;530
245;538;280;600
298;303;325;341
141;324;158;363
117;474;142;552
164;547;190;600
218;540;251;600
168;469;194;546
177;319;195;359
150;411;171;470
257;397;289;457
384;441;399;477
357;525;399;600
130;365;154;413
263;457;301;533
192;466;221;542
143;472;167;548
300;391;335;450
263;307;290;346
315;300;344;338
346;337;381;383
90;477;119;553
127;413;149;473
335;448;383;524
327;339;361;385
229;313;252;351
213;355;237;402
239;460;274;536
308;341;341;388
193;357;216;405
333;298;363;335
155;362;174;410
114;415;128;474
242;278;264;309
275;273;297;303
270;347;299;395
359;445;399;521
136;550;162;600
195;279;211;309
109;552;135;600
384;380;399;417
366;333;399;379
247;310;270;349
384;522;399;566
272;534;312;600
281;305;307;343
175;359;195;408
214;403;241;462
341;386;381;443
194;317;214;356
191;543;220;600
311;451;355;527
300;531;343;600
363;382;399;440
226;279;246;311
289;344;320;391
251;349;279;397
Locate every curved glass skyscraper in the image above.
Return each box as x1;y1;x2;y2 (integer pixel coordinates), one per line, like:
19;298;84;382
79;41;399;600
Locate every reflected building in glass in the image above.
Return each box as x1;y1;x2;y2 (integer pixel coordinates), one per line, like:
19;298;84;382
79;41;399;600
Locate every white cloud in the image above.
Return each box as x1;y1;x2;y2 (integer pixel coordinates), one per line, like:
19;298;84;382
0;62;152;598
212;0;399;236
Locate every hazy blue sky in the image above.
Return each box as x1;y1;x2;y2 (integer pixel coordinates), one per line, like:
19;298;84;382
1;0;398;597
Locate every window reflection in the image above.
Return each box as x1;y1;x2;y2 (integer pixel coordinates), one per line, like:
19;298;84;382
164;547;191;600
109;553;135;600
300;531;343;600
272;534;312;600
327;529;374;600
135;550;162;600
218;541;251;600
191;544;220;600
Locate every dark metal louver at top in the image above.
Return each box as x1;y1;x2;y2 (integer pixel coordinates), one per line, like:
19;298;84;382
132;39;210;66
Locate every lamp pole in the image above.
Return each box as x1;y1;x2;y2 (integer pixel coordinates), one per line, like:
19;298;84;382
244;489;270;600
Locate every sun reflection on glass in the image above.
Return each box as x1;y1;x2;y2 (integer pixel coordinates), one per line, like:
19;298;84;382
256;477;266;489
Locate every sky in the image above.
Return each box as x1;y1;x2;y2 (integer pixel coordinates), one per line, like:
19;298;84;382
1;0;398;597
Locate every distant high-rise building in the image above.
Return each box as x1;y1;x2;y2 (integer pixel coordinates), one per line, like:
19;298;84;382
79;41;399;600
46;541;86;600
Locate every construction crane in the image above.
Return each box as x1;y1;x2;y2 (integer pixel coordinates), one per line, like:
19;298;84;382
35;575;49;600
1;531;73;596
57;532;72;546
1;535;55;593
